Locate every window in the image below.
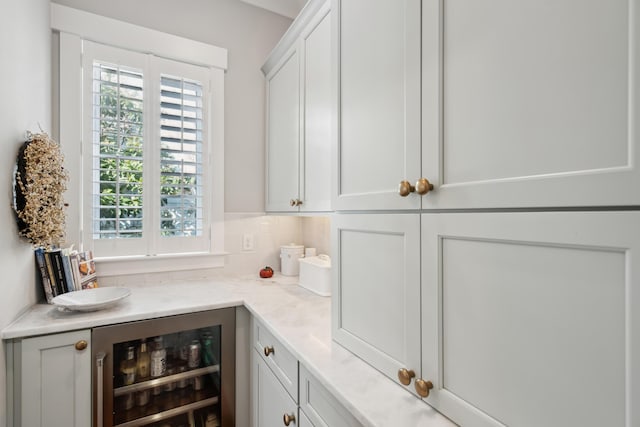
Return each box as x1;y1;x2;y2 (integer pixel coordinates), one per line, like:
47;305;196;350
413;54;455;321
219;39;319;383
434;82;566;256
82;42;214;258
83;41;216;256
54;4;227;273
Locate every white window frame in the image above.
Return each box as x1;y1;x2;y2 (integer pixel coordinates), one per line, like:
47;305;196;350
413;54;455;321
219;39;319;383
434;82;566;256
53;4;227;276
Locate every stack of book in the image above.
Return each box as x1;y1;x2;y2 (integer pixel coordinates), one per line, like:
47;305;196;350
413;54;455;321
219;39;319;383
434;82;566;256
34;247;99;303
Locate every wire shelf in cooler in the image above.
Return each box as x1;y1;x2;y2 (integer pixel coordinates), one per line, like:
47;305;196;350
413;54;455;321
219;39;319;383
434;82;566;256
114;396;218;427
113;364;220;396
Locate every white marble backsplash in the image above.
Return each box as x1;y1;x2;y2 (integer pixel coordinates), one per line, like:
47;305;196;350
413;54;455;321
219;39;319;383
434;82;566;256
99;213;331;286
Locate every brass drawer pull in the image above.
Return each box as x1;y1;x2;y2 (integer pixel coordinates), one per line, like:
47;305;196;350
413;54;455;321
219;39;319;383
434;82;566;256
397;368;415;386
415;378;434;398
415;178;434;195
283;413;296;426
75;340;88;351
264;346;274;357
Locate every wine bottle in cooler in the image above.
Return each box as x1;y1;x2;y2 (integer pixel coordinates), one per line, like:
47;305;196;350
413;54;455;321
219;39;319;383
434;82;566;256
150;336;166;395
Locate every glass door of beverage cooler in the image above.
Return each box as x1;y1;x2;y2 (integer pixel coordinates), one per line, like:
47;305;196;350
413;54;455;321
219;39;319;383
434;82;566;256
92;308;235;427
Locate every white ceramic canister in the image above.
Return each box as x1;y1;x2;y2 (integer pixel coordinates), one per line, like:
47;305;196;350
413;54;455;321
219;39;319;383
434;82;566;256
280;243;304;276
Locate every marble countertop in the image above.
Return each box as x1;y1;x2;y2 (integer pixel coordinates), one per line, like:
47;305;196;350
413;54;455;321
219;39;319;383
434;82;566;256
2;273;456;427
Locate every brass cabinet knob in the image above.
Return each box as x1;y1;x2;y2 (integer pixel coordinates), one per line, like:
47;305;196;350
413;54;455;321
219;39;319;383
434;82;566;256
415;178;434;195
398;180;416;197
397;368;416;386
283;413;296;426
415;378;434;398
75;340;88;351
264;346;274;357
289;198;303;206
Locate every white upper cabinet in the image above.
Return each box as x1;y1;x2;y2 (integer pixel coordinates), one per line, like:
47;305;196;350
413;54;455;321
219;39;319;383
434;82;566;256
264;0;332;213
266;46;301;212
334;0;422;211
337;0;640;210
300;4;332;212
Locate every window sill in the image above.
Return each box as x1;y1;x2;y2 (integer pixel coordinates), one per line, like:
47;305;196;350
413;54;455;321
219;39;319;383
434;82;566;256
95;252;228;277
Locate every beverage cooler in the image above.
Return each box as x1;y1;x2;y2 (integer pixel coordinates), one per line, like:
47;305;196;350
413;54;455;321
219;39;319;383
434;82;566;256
92;308;235;427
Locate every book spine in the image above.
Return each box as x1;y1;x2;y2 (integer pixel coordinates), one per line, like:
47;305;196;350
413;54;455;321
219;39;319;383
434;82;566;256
70;254;82;292
34;248;54;303
61;253;75;293
51;250;66;295
43;251;60;297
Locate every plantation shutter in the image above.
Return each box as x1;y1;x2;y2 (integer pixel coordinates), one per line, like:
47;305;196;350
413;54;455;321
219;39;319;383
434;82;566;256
159;75;204;237
91;62;145;240
153;57;211;255
83;41;212;257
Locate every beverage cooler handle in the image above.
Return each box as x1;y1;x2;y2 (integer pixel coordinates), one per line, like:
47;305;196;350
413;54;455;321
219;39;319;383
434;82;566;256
96;352;106;427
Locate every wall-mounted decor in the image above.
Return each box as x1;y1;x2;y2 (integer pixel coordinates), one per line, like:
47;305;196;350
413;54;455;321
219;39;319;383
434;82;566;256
13;132;69;248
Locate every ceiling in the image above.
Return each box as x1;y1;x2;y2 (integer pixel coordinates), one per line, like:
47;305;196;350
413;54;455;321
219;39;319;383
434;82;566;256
238;0;307;19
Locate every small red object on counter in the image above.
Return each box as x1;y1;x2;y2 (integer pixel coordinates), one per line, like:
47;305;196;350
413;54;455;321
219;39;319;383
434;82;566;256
259;266;274;278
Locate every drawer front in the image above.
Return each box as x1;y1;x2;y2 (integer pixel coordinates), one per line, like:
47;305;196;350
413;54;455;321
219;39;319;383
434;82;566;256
299;365;362;427
253;318;299;401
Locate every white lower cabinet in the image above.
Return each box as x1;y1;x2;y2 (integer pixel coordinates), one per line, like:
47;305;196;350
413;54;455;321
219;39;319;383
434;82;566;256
299;365;361;427
251;318;362;427
7;329;92;427
333;211;640;427
331;213;422;394
252;350;299;427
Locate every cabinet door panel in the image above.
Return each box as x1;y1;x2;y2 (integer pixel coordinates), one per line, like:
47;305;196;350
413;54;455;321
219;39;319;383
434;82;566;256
301;5;332;212
266;48;300;212
335;0;421;210
422;0;640;208
332;214;421;391
421;212;640;427
299;410;315;427
252;350;298;427
20;330;91;427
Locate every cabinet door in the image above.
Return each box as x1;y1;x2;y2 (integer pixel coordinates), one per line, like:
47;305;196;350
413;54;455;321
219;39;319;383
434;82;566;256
421;212;640;427
332;213;421;393
252;350;298;427
334;0;421;211
300;3;332;212
422;0;640;209
19;330;91;427
266;46;300;212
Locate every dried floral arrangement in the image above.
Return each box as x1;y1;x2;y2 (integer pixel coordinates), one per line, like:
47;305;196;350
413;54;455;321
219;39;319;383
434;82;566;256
13;132;69;248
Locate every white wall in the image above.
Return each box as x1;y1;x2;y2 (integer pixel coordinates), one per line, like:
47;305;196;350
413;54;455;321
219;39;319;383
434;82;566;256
51;0;293;213
0;1;52;425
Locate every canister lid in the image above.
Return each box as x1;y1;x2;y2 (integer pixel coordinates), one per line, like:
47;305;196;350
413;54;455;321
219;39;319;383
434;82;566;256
298;254;331;268
281;243;304;252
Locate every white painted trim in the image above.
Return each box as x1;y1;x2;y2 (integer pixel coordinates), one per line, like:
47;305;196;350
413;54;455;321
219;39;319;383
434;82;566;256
59;32;83;248
210;68;226;255
239;0;304;19
261;0;328;75
50;3;227;70
96;252;228;277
